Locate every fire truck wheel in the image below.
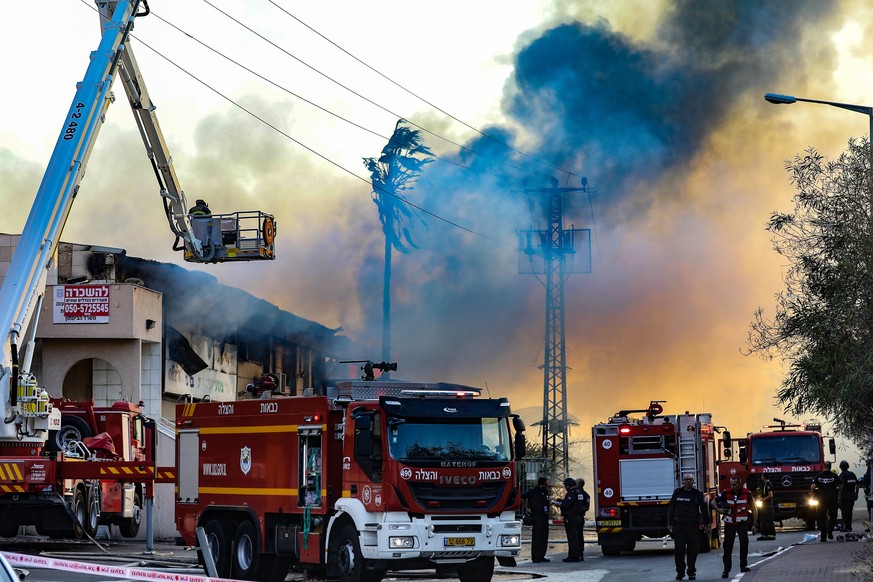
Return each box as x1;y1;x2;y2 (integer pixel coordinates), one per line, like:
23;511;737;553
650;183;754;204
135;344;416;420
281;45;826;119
232;520;265;580
47;416;93;453
601;544;623;556
457;557;494;582
201;519;233;578
0;522;18;538
336;524;384;582
84;485;101;539
119;488;143;538
71;488;88;540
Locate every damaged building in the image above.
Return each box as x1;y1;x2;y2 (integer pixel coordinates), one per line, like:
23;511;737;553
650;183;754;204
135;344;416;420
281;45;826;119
0;234;355;538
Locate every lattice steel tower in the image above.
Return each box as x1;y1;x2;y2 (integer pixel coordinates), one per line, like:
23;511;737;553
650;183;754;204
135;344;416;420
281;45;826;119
519;178;592;480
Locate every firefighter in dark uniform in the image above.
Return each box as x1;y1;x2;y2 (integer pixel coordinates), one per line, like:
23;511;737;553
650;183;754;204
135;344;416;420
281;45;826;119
756;473;776;540
715;476;757;578
667;473;708;581
552;477;583;562
838;460;858;532
188;198;211;216
521;477;551;562
811;461;841;541
576;478;591;560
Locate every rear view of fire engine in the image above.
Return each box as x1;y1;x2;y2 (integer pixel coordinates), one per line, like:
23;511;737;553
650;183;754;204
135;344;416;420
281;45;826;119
719;418;835;529
0;398;154;539
591;401;719;555
175;364;526;582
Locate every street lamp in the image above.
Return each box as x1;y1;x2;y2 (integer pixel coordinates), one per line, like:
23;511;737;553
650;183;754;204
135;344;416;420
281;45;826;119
764;92;873;175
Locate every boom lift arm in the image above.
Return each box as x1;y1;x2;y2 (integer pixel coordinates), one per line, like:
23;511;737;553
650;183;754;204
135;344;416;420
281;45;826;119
0;0;275;442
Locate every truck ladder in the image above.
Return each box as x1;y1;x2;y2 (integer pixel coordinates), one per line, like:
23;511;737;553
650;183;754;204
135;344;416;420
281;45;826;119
676;414;702;482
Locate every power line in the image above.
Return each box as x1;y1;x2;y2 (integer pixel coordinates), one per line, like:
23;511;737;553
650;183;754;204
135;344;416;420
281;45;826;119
267;0;579;180
200;0;551;181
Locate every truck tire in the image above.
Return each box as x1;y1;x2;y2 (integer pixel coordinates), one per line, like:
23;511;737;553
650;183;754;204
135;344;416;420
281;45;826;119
47;416;93;453
232;520;263;580
336;524;384;582
72;488;88;539
201;519;233;578
457;557;494;582
119;488;142;538
0;522;18;538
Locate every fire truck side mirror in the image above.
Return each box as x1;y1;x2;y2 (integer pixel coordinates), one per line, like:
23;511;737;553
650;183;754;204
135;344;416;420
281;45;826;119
515;433;526;459
828;438;836;455
722;431;732;448
354;414;373;457
512;416;526;433
738;439;748;464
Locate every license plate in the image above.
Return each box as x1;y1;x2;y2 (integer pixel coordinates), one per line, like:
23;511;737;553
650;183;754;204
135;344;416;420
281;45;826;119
444;537;475;547
598;520;621;526
778;502;796;509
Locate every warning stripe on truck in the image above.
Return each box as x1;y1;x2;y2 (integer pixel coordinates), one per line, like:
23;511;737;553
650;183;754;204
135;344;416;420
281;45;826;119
0;463;24;481
3;551;247;582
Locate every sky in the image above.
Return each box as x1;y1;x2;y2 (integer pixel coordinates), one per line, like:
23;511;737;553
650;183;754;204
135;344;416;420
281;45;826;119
2;0;872;472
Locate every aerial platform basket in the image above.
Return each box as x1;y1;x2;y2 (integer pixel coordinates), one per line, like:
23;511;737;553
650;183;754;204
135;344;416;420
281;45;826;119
186;210;276;263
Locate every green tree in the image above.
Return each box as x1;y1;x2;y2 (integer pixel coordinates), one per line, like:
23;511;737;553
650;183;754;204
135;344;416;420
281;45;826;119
747;138;873;444
363;120;433;362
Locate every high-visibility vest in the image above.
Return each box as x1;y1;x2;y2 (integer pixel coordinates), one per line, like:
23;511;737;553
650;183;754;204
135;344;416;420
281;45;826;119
722;488;753;523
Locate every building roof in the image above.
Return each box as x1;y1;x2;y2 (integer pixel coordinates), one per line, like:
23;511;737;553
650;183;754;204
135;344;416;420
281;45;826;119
117;255;350;354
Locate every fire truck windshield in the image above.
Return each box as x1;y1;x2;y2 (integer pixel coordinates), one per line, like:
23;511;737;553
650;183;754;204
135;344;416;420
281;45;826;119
387;417;511;462
750;433;821;465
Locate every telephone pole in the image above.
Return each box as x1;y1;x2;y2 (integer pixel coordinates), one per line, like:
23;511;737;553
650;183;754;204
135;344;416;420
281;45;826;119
519;178;592;481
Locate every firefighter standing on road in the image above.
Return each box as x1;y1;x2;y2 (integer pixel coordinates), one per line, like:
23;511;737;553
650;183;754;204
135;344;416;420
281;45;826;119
715;476;757;578
838;460;858;532
576;478;591;560
756;473;776;540
552;477;583;562
521;477;551;563
667;473;708;581
811;460;841;541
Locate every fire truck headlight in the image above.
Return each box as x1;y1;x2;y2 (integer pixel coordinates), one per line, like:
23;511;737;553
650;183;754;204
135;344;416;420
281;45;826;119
809;498;819;507
499;534;521;547
388;536;416;549
755;500;763;508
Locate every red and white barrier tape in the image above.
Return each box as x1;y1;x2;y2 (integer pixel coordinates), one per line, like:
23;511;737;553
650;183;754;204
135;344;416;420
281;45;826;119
2;551;246;582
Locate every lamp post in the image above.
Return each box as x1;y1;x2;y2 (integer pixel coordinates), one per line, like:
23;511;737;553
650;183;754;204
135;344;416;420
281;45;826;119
764;92;873;192
765;92;873;525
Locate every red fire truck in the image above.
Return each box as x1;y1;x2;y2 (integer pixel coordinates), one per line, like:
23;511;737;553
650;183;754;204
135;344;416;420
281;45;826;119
717;419;835;529
0;397;156;540
174;372;526;582
591;401;719;555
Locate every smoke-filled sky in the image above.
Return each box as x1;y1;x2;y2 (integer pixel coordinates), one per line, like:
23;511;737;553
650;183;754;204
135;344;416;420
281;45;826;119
2;0;871;467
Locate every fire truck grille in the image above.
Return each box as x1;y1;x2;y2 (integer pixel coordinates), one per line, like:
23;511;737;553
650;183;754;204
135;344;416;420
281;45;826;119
407;482;506;511
432;524;482;533
748;472;815;491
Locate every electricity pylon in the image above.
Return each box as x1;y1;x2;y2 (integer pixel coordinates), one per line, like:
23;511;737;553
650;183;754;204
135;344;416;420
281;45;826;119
518;177;592;480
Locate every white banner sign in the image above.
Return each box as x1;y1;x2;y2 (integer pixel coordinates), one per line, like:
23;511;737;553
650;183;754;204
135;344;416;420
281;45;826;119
52;284;110;324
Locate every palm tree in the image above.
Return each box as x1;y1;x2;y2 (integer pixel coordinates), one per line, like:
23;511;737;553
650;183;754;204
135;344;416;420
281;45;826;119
363;119;434;364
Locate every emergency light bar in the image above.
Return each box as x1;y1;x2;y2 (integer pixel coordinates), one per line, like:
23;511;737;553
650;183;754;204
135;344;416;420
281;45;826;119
335;381;482;401
399;389;479;398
